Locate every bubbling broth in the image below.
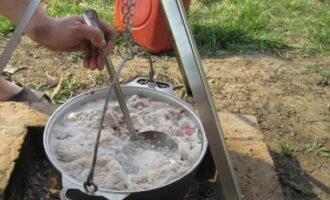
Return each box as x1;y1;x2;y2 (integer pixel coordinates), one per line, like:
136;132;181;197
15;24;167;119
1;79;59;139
52;95;202;190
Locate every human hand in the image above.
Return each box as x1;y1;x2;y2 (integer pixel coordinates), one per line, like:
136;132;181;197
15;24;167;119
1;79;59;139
27;14;116;70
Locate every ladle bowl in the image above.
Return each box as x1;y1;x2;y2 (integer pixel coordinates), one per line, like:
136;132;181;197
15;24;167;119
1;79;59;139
117;131;178;174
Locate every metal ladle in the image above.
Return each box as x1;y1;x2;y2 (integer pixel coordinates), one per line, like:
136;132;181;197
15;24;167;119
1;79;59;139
83;9;178;181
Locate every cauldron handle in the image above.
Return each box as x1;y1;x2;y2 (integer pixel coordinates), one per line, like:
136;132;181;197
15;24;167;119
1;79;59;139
97;192;130;200
60;188;71;200
61;176;130;200
125;77;175;95
60;187;130;200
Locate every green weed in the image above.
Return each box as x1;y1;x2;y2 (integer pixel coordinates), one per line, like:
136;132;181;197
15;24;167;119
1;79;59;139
68;52;84;62
308;141;330;158
0;16;14;37
280;144;294;157
303;64;330;80
53;76;80;103
94;71;105;81
302;187;314;196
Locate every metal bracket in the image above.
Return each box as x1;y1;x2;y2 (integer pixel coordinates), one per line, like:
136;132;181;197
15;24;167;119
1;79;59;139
160;1;244;200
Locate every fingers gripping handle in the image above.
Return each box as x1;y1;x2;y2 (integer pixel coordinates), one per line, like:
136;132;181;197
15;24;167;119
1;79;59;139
83;9;104;34
82;9;136;136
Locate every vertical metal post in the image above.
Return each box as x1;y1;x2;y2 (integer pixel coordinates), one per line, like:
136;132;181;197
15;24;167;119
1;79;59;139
160;1;244;200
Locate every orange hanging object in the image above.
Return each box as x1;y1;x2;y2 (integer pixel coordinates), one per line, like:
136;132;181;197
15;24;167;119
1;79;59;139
114;0;191;53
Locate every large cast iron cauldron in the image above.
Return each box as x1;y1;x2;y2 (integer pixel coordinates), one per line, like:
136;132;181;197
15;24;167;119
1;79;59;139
44;84;208;200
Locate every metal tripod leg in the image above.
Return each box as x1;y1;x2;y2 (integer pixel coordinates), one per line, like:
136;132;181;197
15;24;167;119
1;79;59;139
160;1;244;200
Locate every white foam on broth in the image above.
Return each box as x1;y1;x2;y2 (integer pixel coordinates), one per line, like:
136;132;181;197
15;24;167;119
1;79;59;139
51;95;202;190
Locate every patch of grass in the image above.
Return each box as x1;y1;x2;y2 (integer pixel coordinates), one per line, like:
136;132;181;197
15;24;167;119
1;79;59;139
0;16;14;37
45;0;114;24
303;64;330;80
302;187;314;196
190;0;286;55
52;76;80;103
95;71;105;81
308;141;330;158
1;0;329;57
280;144;294;157
189;0;330;56
68;52;84;62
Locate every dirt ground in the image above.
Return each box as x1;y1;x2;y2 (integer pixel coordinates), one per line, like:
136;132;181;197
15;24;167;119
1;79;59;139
1;36;329;200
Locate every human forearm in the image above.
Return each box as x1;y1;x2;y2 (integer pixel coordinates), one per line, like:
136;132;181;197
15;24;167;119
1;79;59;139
0;0;31;23
25;7;56;47
0;0;116;70
0;0;55;43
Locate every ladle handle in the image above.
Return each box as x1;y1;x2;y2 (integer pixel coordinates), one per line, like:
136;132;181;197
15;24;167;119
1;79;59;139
83;9;135;135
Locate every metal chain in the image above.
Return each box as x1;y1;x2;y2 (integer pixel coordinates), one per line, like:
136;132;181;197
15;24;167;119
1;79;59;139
120;0;137;59
120;0;156;85
138;46;156;86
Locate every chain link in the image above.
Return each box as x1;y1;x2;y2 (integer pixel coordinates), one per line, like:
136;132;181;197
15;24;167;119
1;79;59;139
120;0;156;84
121;0;137;59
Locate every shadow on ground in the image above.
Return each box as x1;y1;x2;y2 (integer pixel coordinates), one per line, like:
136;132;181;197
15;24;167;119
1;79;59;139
271;150;330;200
